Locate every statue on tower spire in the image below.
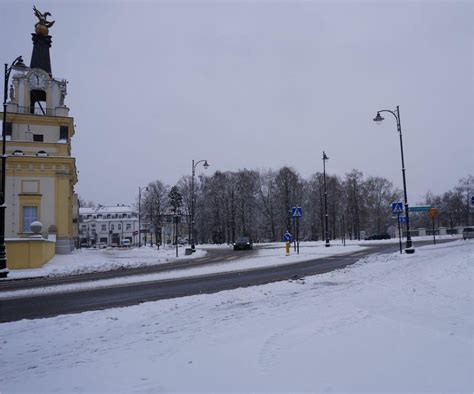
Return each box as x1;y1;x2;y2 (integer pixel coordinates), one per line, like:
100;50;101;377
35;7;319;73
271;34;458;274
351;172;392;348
33;6;55;35
30;5;55;75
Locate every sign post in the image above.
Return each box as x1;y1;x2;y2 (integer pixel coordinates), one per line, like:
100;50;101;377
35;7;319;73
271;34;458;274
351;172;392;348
391;202;404;254
291;207;302;254
341;215;346;246
397;213;402;254
283;230;292;256
428;208;438;245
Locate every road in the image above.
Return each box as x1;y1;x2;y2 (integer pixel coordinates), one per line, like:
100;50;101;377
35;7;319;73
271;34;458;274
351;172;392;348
0;240;453;323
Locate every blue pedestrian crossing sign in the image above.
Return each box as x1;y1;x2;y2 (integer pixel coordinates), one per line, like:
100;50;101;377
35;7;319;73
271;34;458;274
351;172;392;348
283;231;292;242
291;207;302;217
471;195;474;206
398;216;407;224
391;202;404;214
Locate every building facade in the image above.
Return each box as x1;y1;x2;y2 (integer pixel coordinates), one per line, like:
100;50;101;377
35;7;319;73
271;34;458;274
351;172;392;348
79;206;139;247
2;9;78;255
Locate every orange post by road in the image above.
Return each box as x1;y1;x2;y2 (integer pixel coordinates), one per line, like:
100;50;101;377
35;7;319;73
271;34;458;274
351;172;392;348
285;241;290;256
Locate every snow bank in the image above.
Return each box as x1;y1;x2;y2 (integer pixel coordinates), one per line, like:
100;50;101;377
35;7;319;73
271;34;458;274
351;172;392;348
2;246;206;280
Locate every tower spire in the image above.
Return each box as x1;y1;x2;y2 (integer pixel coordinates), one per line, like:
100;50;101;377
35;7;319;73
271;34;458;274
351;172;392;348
30;6;55;75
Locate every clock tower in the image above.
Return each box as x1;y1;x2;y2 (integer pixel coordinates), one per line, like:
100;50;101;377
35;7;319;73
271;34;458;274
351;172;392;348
2;7;78;261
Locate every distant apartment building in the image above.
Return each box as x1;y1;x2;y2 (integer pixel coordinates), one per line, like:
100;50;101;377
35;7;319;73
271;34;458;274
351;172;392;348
79;205;140;247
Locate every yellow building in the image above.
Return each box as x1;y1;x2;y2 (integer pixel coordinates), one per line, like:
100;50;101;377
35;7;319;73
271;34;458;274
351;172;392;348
1;9;78;270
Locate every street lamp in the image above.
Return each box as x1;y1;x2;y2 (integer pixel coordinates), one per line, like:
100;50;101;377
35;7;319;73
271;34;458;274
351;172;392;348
138;186;148;247
190;159;209;250
373;105;415;254
1;56;27;278
322;151;330;247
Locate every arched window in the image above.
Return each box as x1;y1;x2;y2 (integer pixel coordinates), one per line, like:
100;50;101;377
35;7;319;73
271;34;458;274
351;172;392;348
30;90;47;115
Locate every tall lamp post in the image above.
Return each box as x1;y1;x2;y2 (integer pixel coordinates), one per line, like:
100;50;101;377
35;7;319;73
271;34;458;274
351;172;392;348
322;151;330;247
1;56;27;278
373;106;414;254
138;186;148;247
190;159;209;250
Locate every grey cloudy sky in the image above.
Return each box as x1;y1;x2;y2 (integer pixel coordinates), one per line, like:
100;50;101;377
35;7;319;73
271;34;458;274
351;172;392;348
1;0;473;206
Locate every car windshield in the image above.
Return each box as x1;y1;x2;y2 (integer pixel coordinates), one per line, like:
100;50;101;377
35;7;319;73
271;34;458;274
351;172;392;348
236;237;250;243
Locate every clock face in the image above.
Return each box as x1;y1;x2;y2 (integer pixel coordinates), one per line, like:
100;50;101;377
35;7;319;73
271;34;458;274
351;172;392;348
28;70;49;90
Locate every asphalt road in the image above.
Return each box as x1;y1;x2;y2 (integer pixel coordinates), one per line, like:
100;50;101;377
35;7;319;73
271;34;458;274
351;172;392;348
0;239;453;323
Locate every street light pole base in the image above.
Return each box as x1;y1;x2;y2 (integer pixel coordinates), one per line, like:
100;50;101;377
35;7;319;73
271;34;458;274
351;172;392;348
325;242;330;247
0;268;9;278
405;247;415;254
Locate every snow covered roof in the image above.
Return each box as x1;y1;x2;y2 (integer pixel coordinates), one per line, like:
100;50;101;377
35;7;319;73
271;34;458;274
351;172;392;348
80;205;135;215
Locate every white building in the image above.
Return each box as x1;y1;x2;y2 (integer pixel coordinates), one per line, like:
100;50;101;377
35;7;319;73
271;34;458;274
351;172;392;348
79;205;140;247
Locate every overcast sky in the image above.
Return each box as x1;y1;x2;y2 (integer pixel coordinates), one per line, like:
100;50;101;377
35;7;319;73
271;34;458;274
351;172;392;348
1;0;472;206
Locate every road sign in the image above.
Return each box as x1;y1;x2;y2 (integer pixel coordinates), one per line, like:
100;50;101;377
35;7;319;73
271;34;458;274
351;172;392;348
398;216;407;224
283;231;292;242
291;207;302;217
428;208;438;218
391;202;404;214
471;195;474;206
408;205;431;212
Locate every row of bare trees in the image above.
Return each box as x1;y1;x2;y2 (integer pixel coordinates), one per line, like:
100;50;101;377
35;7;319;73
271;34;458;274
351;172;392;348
135;169;472;244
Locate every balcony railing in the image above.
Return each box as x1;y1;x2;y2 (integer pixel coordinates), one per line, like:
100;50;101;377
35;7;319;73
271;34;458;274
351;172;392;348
17;106;56;116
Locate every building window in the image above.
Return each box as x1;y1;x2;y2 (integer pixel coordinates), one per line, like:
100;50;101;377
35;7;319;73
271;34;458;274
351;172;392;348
59;126;69;140
126;223;131;230
91;224;96;228
101;224;106;231
6;122;12;136
81;225;87;229
33;134;44;142
118;224;122;230
23;206;38;232
111;224;115;231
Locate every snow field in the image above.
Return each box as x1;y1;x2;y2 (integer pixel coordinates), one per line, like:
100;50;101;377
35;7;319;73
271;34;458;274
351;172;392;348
0;240;472;392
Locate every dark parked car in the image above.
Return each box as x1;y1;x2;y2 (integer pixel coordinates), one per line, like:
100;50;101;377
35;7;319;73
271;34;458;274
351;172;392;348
463;227;474;240
364;233;391;240
233;236;253;251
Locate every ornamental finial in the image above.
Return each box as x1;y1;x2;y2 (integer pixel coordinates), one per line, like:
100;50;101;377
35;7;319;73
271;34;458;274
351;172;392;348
33;5;55;35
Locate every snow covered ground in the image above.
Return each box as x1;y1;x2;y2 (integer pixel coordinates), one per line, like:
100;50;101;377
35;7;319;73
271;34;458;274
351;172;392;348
0;244;366;299
1;245;207;280
0;240;472;392
2;235;459;281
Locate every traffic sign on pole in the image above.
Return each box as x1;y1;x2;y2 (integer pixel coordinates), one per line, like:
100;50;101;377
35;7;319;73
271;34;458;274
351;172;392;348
291;207;302;217
471;195;474;206
409;205;432;212
428;208;438;218
398;216;407;224
391;202;404;214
